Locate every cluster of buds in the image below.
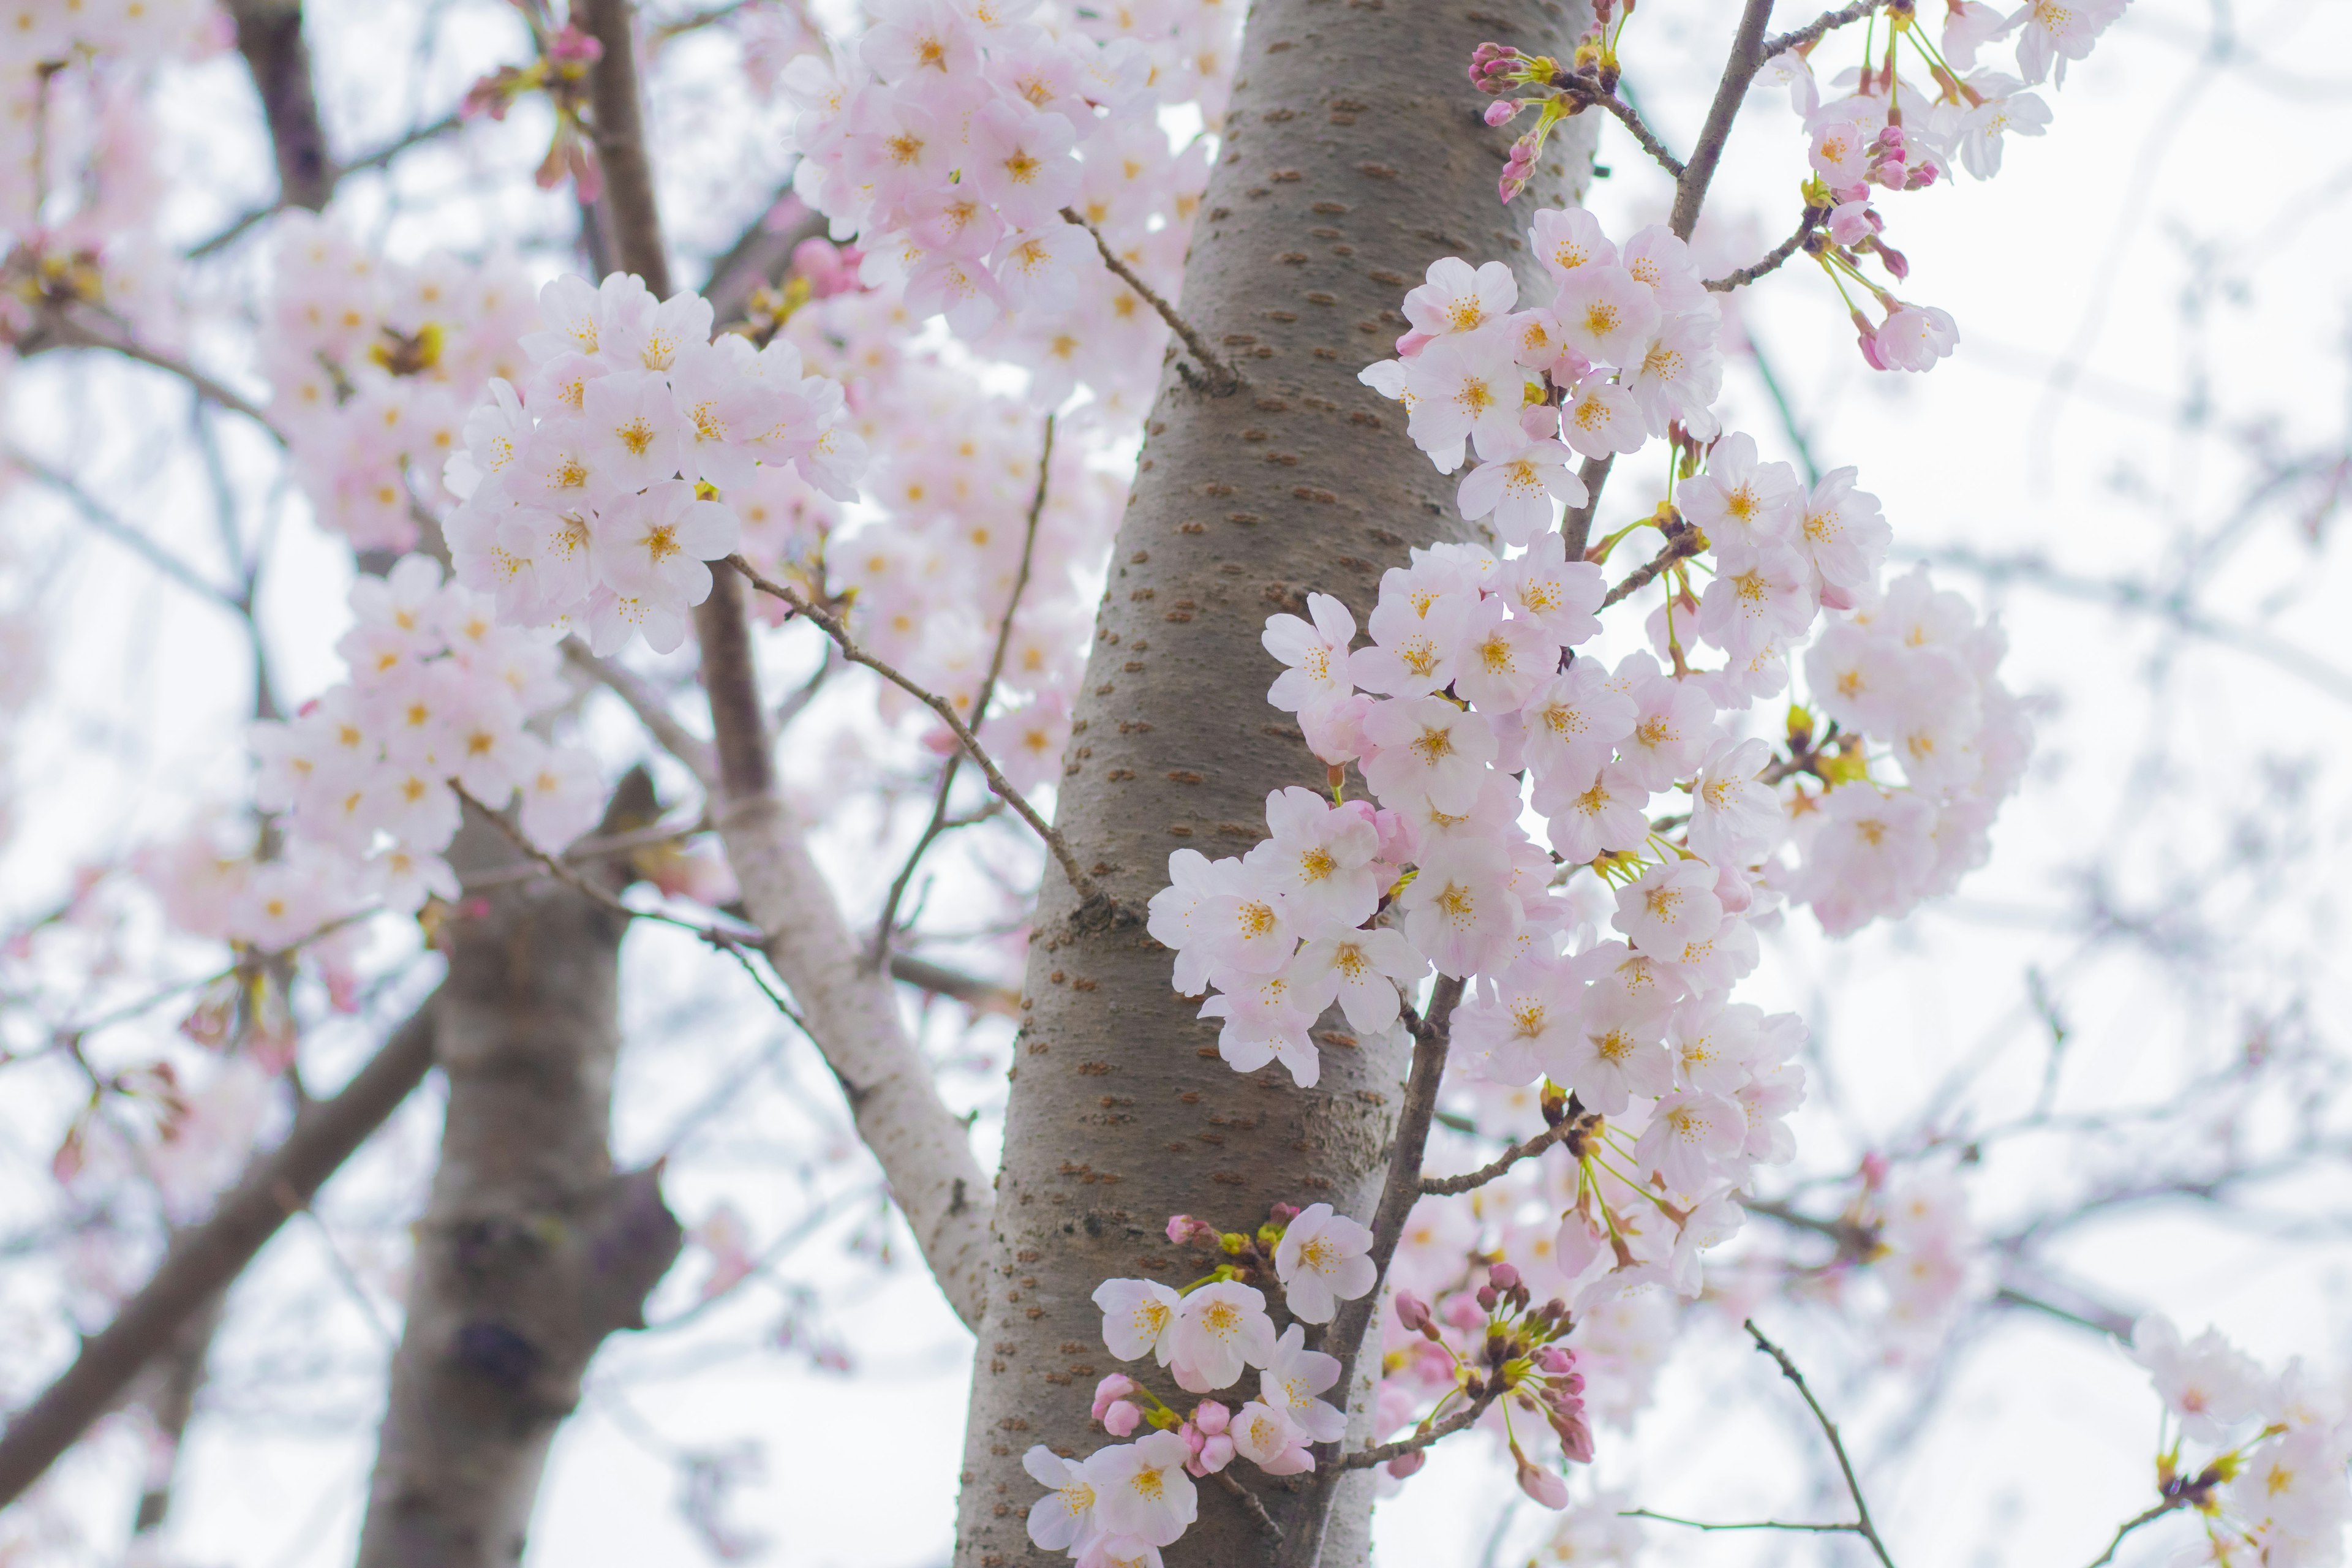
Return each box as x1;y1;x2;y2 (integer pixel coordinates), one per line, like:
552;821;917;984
1393;1263;1593;1501
1864;123;1942;192
731;234;867;350
0;239;108;341
1164;1205;1295;1294
459;9;606;198
1467;42;1553;96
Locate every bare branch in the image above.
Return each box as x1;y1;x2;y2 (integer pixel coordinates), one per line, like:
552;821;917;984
1762;0;1891;60
725;554;1101;907
8;446;247;612
2084;1496;2188;1568
1420;1115;1581;1196
0;1000;437;1507
1625;1508;1872;1537
1744;1319;1898;1568
187;112;466;260
1706;205;1825;292
1336;1387;1499;1470
1552;75;1685;178
1277;975;1466;1568
563;637;718;784
1211;1470;1285;1540
1671;0;1781;241
1059;208;1242;396
42;312;284;441
872;414;1056;958
1599;521;1703;608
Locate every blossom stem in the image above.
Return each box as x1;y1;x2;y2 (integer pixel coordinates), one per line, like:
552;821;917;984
1420;1115;1586;1196
1335;1387;1501;1471
1705;204;1826;293
1762;0;1891;62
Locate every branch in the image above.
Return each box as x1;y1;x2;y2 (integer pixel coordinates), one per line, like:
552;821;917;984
1599;521;1703;608
1706;205;1825;293
1670;0;1781;241
1553;75;1685;179
1420;1115;1580;1196
1059;208;1241;396
224;0;334;214
1625;1509;1872;1537
1762;0;1890;59
1336;1387;1499;1470
1743;1319;1898;1568
724;555;1099;907
7;447;247;612
42;313;285;442
563;637;718;784
2084;1497;2187;1568
1561;453;1614;560
0;1000;437;1508
187;112;466;260
870;414;1056;957
1276;975;1466;1568
575;0;993;1328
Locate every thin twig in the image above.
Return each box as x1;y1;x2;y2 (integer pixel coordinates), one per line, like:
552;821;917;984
186;112;466;260
1706;206;1825;293
1276;975;1466;1568
2083;1497;2187;1568
1744;1319;1898;1568
1762;0;1890;60
1625;1508;1871;1537
1599;524;1703;608
1060;207;1241;395
562;638;718;783
42;313;285;442
1212;1471;1284;1540
1336;1388;1499;1470
1553;77;1685;179
870;415;1055;959
1420;1116;1582;1196
9;447;247;612
722;555;1101;906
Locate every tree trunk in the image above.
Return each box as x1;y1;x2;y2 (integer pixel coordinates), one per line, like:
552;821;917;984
952;4;1592;1564
223;0;336;212
353;786;681;1568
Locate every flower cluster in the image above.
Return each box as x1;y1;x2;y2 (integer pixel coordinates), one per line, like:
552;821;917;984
1134;195;2029;1506
1025;1203;1375;1563
440;270;864;654
2124;1315;2352;1565
1391;1264;1594;1504
227;554;605;937
264;216;538;552
1477;1;2125;371
780;0;1224;412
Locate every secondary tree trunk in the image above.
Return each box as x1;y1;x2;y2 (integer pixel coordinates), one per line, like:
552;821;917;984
353;787;681;1568
952;4;1591;1564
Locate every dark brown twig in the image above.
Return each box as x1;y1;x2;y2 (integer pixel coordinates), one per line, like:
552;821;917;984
1060;207;1242;394
1336;1387;1499;1470
1553;77;1686;178
1670;0;1783;241
2084;1496;2188;1568
1762;0;1891;61
1599;524;1704;608
1706;206;1825;293
1420;1116;1581;1196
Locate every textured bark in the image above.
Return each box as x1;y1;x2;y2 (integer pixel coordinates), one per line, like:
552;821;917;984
224;0;335;213
0;1001;435;1509
353;793;682;1568
952;4;1591;1564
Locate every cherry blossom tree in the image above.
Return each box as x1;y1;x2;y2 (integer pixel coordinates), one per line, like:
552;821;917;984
1;1;2349;1566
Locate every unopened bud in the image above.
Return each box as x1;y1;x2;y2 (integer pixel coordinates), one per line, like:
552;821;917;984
1489;1262;1522;1292
1396;1292;1433;1333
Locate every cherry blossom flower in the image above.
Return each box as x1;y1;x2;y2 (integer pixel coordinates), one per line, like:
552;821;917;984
1273;1202;1376;1323
1087;1432;1199;1547
1169;1281;1278;1392
1093;1277;1182;1363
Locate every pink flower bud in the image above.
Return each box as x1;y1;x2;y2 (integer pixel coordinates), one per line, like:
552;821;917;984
1534;1344;1574;1375
1386;1448;1428;1479
1860;1150;1890;1186
1395;1292;1433;1333
1092;1373;1138;1419
1199;1434;1235;1472
1268;1202;1302;1226
1167;1214;1220;1246
1485;99;1520;127
1556;1413;1596;1464
1193;1400;1232;1436
1102;1400;1142;1437
1444;1293;1487;1331
1515;1453;1570;1509
1489;1262;1522;1292
1475;1284;1499;1311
